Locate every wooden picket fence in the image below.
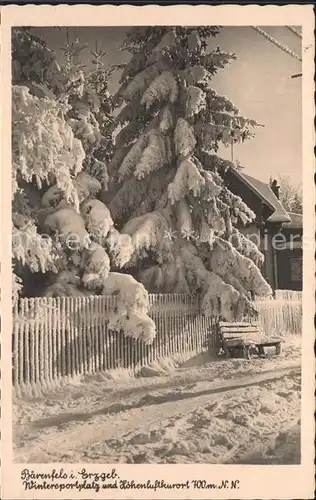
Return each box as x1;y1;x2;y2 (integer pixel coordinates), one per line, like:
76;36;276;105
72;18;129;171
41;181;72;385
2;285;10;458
274;289;302;301
12;292;302;397
12;294;217;396
255;298;302;335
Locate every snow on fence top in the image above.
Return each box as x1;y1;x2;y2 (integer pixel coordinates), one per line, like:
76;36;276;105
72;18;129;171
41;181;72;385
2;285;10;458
13;293;201;322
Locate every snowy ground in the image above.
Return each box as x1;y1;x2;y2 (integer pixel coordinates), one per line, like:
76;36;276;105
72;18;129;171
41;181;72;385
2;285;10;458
13;335;301;464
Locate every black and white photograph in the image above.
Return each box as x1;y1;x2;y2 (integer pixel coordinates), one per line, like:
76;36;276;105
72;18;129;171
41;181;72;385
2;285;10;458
1;4;315;500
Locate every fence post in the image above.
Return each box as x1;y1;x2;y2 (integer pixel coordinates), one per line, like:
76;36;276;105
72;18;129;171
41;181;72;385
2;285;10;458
23;298;30;392
39;297;48;391
13;301;21;396
27;299;35;395
55;297;61;380
69;296;75;378
51;298;57;386
91;297;97;374
60;297;67;378
45;297;52;389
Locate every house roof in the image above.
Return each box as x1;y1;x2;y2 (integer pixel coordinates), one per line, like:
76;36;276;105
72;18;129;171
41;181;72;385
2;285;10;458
230;168;292;224
282;212;303;229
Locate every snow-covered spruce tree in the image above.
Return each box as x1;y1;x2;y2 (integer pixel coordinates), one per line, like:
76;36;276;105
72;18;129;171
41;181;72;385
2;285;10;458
108;26;272;320
12;28;156;343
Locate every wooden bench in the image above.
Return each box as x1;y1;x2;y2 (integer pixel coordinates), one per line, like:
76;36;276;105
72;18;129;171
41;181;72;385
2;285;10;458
217;321;282;360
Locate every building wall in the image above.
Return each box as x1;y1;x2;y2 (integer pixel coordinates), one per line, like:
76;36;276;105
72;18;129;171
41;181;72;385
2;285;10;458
263;233;276;289
281;227;303;243
275;226;303;290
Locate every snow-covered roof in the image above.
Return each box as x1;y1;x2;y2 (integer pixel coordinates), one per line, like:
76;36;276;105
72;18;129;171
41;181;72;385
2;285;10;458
282;212;303;229
231;169;292;224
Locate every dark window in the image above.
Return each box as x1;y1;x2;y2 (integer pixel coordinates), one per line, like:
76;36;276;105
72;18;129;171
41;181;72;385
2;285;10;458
290;257;302;282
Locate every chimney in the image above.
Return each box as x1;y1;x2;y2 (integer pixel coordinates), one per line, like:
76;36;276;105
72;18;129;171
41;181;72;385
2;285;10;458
270;179;280;199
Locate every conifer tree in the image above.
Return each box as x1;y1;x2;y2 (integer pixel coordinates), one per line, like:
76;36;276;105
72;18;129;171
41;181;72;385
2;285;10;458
12;28;155;343
108;26;272;320
275;176;302;214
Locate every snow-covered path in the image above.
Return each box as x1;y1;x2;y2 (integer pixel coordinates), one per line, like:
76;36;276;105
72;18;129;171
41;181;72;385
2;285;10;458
13;336;301;465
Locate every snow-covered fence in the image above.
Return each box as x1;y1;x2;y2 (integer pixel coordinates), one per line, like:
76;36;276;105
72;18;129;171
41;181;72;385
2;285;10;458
12;294;216;396
274;289;302;301
254;298;302;335
12;293;302;396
